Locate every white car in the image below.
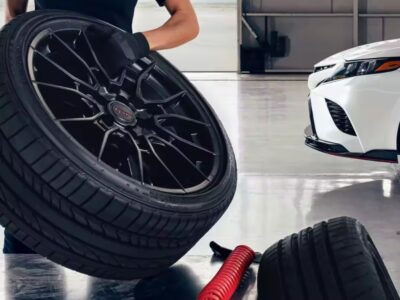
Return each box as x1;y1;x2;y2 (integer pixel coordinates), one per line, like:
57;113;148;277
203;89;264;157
305;39;400;163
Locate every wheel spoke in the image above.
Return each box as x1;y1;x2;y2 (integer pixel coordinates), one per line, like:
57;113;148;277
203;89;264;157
32;81;103;110
81;30;112;81
149;135;210;181
52;33;100;87
120;129;144;184
32;48;96;91
127;156;136;178
156;114;210;127
98;127;118;161
113;69;128;87
56;111;104;123
154;124;216;155
134;62;187;106
145;135;186;192
144;91;187;106
135;62;156;100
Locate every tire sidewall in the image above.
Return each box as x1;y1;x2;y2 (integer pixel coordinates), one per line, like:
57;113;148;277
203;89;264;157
362;225;400;299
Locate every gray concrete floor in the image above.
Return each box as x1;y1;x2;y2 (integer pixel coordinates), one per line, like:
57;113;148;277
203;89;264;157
1;74;400;299
188;75;400;283
0;255;258;299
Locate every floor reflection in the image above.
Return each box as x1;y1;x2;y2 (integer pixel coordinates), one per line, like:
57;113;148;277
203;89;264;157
132;266;201;300
309;179;400;224
5;255;66;300
308;178;400;289
87;265;201;300
231;268;257;300
0;255;259;299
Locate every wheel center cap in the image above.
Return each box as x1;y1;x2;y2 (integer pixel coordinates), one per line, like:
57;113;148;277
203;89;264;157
108;101;137;126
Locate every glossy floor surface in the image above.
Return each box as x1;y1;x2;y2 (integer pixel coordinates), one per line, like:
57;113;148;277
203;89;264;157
0;74;399;299
0;255;258;300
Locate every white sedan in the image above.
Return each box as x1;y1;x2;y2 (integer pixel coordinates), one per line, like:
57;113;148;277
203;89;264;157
305;39;400;163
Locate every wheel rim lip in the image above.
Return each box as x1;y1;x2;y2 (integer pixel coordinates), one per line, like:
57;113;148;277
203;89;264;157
25;21;226;195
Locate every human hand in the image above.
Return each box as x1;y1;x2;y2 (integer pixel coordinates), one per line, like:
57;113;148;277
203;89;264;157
86;24;150;62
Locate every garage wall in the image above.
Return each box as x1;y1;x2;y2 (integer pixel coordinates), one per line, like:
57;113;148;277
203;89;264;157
243;0;400;14
240;0;400;72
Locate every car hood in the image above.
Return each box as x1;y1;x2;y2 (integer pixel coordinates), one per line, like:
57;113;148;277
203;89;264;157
315;38;400;67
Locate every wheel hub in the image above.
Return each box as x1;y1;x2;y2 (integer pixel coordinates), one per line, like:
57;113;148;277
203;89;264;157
108;101;137;126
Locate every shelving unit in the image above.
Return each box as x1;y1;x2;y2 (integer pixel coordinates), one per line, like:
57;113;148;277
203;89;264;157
238;0;400;73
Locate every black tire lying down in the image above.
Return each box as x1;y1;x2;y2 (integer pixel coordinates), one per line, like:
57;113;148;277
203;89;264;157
258;217;399;300
0;10;237;279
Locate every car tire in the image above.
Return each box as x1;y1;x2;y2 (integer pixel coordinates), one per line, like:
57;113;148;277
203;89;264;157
0;11;237;279
257;217;399;300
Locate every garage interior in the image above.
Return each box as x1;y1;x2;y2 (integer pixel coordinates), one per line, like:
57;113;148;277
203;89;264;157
0;0;400;299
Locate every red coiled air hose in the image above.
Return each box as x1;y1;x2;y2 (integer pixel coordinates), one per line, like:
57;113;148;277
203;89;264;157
197;245;256;300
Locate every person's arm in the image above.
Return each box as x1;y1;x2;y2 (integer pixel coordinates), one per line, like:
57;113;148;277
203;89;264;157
5;0;28;23
143;0;199;51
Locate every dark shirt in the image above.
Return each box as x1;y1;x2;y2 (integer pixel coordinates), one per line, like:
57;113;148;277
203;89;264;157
35;0;166;33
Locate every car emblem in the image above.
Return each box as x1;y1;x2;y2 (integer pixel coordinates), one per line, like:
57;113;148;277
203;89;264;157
108;101;137;125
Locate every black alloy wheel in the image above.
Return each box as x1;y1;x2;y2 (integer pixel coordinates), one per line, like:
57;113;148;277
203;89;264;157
28;24;223;194
0;10;237;279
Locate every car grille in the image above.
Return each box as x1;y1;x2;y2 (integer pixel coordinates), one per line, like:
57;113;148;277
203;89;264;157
326;99;356;136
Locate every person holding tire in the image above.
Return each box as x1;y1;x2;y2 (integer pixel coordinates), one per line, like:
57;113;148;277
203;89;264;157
3;0;200;254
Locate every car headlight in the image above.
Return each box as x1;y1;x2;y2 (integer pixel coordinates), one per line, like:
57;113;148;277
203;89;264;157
324;58;400;83
314;64;335;73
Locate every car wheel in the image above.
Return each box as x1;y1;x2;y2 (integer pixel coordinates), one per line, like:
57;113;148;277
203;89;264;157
258;217;399;300
0;10;237;280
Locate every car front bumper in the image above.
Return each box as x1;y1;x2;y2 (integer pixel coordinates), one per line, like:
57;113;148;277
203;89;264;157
304;125;398;163
304;125;348;154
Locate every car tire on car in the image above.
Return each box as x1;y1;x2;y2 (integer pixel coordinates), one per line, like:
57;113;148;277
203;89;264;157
257;217;399;300
0;10;237;280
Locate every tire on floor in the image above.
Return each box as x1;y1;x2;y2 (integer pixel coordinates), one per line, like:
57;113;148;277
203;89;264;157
257;217;399;300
